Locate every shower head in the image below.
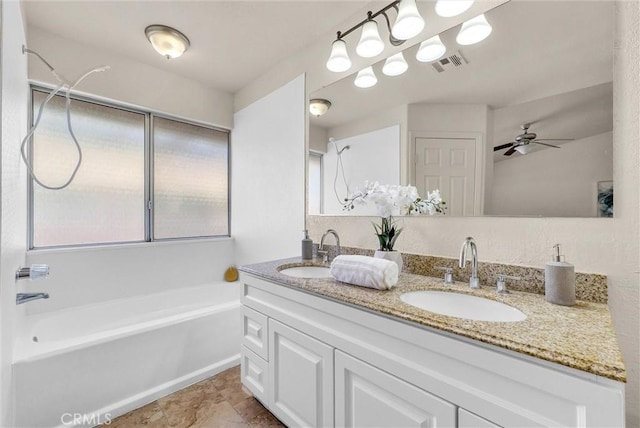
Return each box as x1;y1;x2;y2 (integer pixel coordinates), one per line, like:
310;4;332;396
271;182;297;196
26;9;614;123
338;145;350;155
329;137;336;144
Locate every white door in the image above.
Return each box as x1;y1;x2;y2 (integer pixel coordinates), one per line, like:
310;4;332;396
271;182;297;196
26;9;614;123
414;136;478;216
335;350;456;428
459;408;502;428
269;319;334;428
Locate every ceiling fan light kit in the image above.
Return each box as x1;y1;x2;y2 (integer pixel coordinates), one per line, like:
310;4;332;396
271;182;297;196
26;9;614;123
495;123;570;156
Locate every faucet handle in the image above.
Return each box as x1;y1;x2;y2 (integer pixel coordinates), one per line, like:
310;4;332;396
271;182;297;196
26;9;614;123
436;267;454;284
496;274;521;294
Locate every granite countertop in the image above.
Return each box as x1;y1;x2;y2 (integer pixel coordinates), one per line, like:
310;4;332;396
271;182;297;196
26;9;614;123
240;257;626;383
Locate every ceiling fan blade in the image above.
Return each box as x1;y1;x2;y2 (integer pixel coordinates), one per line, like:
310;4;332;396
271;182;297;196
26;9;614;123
504;147;517;156
493;142;514;151
532;141;561;148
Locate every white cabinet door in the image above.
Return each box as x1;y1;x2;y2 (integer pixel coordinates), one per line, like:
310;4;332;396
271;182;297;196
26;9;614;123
269;319;334;428
335;350;456;428
459;409;501;428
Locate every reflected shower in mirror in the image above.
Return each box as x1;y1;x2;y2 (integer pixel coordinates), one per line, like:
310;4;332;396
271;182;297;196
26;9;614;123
308;0;613;217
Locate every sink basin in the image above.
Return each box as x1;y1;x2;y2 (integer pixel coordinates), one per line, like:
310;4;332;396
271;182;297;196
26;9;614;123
279;266;332;279
400;290;526;322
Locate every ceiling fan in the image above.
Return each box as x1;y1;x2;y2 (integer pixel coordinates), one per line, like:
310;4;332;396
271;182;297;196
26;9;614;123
494;123;572;156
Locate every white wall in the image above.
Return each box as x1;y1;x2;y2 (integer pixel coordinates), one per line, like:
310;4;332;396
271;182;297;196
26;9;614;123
231;75;305;265
0;1;29;424
322;125;400;215
26;26;233;129
328;104;409;184
308;2;639;425
309;124;327;153
489;132;613;216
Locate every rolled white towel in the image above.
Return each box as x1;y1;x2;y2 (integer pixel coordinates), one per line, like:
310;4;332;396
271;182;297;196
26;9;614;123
330;255;399;290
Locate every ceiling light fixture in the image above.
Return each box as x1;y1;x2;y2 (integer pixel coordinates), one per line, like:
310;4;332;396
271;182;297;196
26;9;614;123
145;25;190;59
309;99;332;117
326;38;352;72
325;0;425;73
354;66;378;88
456;13;492;45
392;0;425;40
416;35;447;62
382;52;408;76
356;14;385;58
435;0;475;18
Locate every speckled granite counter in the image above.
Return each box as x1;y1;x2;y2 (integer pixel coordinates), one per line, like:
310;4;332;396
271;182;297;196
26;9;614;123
240;257;626;383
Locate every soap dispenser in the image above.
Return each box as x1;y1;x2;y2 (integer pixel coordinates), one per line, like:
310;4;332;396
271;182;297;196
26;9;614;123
301;230;313;260
544;244;576;306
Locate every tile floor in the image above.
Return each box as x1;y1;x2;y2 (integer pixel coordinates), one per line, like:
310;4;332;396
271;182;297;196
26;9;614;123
104;366;284;427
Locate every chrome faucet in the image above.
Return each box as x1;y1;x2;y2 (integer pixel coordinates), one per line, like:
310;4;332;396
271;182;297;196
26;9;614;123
459;237;480;289
319;229;341;263
16;292;49;305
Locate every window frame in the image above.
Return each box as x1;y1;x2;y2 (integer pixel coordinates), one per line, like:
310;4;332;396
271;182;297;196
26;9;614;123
28;85;231;250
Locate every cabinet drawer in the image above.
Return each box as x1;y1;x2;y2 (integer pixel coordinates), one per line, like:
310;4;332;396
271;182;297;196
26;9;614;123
241;345;269;404
242;306;268;360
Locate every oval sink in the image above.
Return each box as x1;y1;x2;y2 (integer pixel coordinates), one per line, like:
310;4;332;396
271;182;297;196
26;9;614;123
400;290;526;322
279;266;332;279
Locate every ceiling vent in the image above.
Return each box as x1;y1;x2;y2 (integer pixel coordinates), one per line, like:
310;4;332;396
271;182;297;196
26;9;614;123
431;50;468;73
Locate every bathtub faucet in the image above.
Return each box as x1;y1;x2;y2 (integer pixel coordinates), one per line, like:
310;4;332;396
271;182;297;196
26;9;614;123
16;292;49;305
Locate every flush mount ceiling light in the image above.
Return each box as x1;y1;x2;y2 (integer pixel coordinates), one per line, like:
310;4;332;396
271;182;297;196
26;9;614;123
382;52;408;76
416;35;447;62
456;13;492;45
356;15;385;58
309;99;332;117
145;25;190;59
354;66;378;88
326;0;425;73
435;0;474;18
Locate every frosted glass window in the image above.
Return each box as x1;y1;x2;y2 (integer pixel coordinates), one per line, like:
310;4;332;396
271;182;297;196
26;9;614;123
309;152;322;215
32;91;145;247
153;117;229;239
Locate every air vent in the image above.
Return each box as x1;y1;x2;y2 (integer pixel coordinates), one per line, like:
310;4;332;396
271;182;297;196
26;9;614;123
431;50;468;73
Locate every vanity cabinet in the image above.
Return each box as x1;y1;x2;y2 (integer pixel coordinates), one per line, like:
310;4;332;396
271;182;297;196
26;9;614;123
240;272;625;428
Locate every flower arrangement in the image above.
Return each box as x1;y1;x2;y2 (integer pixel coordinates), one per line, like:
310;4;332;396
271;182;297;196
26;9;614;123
343;181;446;251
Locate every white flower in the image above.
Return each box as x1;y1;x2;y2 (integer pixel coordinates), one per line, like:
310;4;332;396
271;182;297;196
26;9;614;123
344;182;445;217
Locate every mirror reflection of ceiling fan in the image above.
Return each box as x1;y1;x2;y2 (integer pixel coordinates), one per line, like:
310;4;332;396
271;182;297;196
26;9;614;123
494;123;573;156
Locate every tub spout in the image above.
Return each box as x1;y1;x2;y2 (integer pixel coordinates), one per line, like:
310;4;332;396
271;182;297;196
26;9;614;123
16;292;49;305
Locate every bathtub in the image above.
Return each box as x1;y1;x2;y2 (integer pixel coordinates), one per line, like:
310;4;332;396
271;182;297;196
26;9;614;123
13;282;241;428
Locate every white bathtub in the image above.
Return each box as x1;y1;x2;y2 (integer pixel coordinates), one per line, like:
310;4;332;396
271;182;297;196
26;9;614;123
13;282;241;428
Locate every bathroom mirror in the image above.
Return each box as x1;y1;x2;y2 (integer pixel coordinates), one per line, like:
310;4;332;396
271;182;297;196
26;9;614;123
309;0;614;217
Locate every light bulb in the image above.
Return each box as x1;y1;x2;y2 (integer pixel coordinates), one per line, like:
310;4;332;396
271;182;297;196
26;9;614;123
456;13;492;45
326;39;352;72
356;19;384;58
435;0;474;18
416;35;447;62
392;0;425;40
382;52;408;76
354;66;377;88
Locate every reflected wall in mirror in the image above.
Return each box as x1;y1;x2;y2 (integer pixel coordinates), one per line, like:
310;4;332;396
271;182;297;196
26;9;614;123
308;0;613;217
